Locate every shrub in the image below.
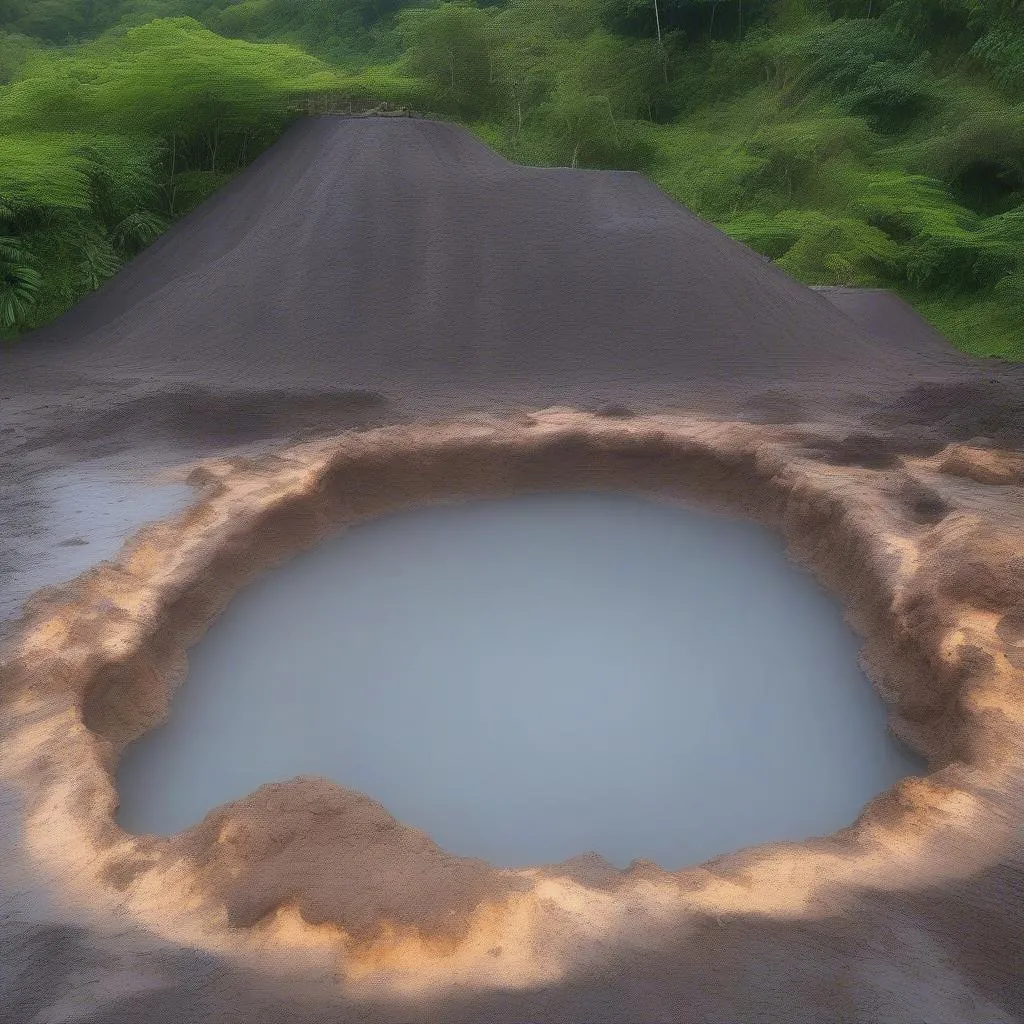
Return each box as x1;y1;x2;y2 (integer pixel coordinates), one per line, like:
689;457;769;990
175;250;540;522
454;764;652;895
744;114;877;198
723;208;899;285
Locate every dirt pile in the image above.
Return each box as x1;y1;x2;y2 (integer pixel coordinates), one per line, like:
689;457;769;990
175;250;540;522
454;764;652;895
4;118;1001;407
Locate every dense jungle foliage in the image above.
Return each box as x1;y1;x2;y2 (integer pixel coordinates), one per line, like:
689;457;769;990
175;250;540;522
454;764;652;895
0;0;1022;355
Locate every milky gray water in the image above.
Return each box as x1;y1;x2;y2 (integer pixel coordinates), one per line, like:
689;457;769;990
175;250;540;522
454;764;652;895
0;462;193;634
116;493;923;869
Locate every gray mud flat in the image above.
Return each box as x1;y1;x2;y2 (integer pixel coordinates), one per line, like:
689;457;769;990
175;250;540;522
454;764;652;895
0;462;193;631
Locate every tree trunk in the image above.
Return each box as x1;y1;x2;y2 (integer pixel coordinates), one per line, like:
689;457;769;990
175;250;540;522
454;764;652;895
168;132;177;218
709;0;717;39
653;0;668;84
737;0;742;40
205;124;220;174
605;97;621;146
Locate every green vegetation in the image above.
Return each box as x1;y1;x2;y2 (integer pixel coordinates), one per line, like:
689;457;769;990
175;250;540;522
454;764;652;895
1;0;1022;356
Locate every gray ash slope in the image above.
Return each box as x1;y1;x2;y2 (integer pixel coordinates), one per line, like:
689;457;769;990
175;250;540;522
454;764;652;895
809;286;958;357
3;116;1021;443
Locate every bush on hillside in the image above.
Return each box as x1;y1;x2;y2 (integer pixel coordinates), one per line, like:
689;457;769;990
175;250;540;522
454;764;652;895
905;104;1024;214
970;29;1024;97
745;115;877;199
724;207;898;285
396;1;496;117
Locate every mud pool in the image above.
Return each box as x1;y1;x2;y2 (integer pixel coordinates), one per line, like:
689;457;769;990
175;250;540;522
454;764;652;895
115;492;923;869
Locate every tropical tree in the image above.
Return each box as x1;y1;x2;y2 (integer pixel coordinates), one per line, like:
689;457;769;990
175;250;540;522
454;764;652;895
396;1;496;115
0;233;41;329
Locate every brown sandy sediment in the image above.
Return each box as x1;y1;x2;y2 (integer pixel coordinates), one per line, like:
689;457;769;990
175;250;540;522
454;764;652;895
1;408;1022;1017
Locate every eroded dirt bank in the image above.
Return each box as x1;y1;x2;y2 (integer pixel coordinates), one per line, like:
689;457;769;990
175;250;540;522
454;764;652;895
2;408;1023;1022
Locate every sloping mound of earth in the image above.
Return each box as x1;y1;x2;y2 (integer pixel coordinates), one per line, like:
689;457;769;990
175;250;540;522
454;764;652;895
811;285;956;357
7;118;1018;417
